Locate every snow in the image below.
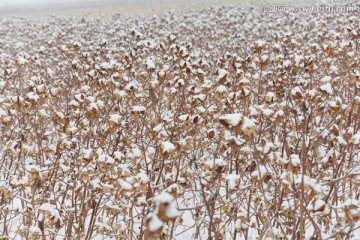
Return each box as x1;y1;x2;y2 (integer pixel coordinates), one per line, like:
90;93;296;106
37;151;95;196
97;154;115;164
320;76;332;83
147;214;163;232
215;85;227;93
260;55;269;63
166;202;180;219
320;83;333;95
114;89;127;98
248;107;258;116
336;136;347;146
240;146;252;153
283;59;291;67
137;171;149;183
146;57;155;70
274;109;284;117
109;114;121;124
219;113;242;127
169;34;176;41
87;102;98;111
69;100;79;108
251;165;268;180
197;68;205;75
29;226;42;235
152;124;163;132
26;92;40;101
291;86;302;97
176;78;185;87
294;55;304;67
155;192;174;203
25;164;41;173
16;56;28;65
217;69;228;80
117;164;131;177
196;106;206;113
350;132;360;144
39;203;61;220
254;39;266;47
82;148;94;159
74;93;85;102
161;141;175;154
132;106;146;112
290;154;301;167
343;198;360;207
226;174;240;189
203;158;226;170
313;199;325;211
265;91;276;101
0;109;7;117
193;94;206;100
90;178;101;189
262;142;274;154
125;81;139;91
129;146;142;158
60;164;70;172
239;78;250;84
1;3;359;240
241;116;256;129
261;108;274;117
118;179;133;190
100;182;114;191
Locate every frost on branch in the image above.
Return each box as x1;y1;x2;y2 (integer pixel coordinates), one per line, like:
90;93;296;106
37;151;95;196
219;113;257;138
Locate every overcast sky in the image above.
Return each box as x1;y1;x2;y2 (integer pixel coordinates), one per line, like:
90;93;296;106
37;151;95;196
0;0;246;17
0;0;329;17
0;0;102;6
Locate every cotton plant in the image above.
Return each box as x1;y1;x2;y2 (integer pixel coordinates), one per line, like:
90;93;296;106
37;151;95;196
0;2;360;240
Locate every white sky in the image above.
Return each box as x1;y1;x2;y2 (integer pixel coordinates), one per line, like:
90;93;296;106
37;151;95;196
0;0;126;7
0;0;243;16
0;0;320;7
0;0;320;17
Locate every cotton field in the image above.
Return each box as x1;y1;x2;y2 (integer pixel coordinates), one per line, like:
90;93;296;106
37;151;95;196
0;2;360;240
